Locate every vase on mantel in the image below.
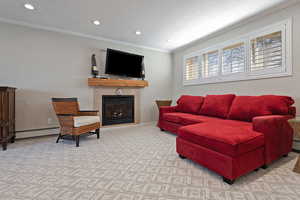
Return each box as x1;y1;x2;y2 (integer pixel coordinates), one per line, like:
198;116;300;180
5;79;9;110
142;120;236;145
91;54;99;78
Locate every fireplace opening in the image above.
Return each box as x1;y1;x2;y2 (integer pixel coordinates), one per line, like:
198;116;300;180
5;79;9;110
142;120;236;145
102;95;134;126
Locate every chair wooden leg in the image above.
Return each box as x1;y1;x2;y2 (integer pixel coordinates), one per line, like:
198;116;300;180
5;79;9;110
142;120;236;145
75;135;80;147
2;142;7;151
11;136;15;143
56;133;61;143
96;128;100;139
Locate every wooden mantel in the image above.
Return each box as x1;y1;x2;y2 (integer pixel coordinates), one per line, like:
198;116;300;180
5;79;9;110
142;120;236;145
88;78;149;87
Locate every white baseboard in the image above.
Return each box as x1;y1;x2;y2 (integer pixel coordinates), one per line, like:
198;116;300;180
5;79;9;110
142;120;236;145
16;128;59;139
16;122;156;139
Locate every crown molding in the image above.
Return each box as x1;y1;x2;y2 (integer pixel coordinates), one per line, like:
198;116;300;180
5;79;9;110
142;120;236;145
0;17;171;53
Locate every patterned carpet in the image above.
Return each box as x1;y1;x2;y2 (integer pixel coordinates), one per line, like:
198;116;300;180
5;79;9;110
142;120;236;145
0;123;300;200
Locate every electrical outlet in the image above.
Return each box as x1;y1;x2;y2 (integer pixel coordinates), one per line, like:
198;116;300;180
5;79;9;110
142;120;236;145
47;118;53;125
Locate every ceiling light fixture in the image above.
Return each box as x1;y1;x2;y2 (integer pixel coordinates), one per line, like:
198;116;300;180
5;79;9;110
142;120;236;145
93;20;101;25
135;30;142;35
24;3;35;10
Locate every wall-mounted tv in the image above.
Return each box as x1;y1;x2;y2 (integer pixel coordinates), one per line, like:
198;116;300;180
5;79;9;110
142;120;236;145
105;49;144;78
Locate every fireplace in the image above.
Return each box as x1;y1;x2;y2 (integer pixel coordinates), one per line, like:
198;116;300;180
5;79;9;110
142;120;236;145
102;95;134;126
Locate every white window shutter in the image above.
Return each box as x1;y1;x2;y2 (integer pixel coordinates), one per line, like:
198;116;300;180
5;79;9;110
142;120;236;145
222;43;245;75
250;31;282;72
184;56;201;81
202;50;219;78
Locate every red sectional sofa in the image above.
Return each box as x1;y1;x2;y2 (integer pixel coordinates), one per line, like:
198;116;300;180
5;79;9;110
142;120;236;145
157;94;296;184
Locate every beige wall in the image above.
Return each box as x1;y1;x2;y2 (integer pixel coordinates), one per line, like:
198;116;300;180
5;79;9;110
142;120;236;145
172;3;300;114
0;22;172;133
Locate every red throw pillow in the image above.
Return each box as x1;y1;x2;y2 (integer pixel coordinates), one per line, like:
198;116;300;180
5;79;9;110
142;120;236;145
228;96;272;121
176;95;204;114
199;94;236;118
261;95;294;115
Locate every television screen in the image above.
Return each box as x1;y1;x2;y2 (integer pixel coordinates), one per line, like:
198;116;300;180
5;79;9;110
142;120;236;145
105;49;144;78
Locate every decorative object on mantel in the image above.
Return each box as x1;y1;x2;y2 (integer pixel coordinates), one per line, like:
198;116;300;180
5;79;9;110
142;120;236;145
288;117;300;153
91;54;99;78
52;98;100;147
294;157;300;174
115;88;123;95
141;59;145;80
156;100;172;109
88;78;148;87
0;87;16;151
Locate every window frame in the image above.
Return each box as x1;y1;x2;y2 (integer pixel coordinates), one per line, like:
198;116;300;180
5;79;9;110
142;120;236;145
182;19;292;86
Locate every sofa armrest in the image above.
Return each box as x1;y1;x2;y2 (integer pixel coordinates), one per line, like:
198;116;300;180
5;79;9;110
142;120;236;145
159;106;177;121
253;115;293;164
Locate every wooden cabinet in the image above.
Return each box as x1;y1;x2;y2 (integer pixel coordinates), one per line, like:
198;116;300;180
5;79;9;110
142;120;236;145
0;87;16;151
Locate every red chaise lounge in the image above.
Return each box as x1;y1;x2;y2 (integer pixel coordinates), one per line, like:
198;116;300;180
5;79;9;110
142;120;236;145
158;94;296;184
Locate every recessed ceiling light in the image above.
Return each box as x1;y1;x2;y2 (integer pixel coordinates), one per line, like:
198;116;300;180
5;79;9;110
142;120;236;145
135;30;142;35
24;3;35;10
93;20;101;25
167;39;172;43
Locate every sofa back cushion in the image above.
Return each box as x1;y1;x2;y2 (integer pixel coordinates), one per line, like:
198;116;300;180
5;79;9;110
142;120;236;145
199;94;236;118
228;95;295;121
176;95;204;114
228;96;271;121
261;95;294;115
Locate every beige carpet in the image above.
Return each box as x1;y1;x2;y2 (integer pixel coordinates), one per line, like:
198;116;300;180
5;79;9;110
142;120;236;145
0;123;299;200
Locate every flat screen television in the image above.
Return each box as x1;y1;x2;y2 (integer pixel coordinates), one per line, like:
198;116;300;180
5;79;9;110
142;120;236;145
105;49;144;78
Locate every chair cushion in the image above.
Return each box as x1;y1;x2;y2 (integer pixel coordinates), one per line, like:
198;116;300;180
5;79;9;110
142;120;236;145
178;122;264;157
176;95;204;114
73;116;100;127
199;94;235;118
163;112;219;125
228;96;272;121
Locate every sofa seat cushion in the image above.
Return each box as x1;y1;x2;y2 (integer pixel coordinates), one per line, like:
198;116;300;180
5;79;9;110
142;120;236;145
73;116;100;127
179;114;221;125
163;113;219;125
178;122;264;157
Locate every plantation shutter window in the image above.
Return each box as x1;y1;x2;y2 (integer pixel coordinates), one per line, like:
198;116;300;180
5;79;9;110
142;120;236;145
184;56;201;81
250;31;282;72
202;50;219;78
182;20;291;86
222;43;245;75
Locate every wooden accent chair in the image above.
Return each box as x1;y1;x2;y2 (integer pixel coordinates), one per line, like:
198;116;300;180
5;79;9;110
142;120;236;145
52;98;100;147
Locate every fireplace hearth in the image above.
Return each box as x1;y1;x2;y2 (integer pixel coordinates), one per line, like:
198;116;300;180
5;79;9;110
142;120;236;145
102;95;134;126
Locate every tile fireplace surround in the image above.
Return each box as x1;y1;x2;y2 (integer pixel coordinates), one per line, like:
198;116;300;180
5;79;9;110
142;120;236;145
93;87;141;126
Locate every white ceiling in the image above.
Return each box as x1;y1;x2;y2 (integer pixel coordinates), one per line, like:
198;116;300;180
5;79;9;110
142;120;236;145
0;0;294;52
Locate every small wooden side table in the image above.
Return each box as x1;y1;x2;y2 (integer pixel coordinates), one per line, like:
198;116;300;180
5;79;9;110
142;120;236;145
288;117;300;173
289;117;300;153
294;157;300;174
156;100;172;109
